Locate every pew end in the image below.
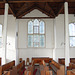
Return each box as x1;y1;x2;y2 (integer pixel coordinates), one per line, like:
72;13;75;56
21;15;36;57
24;70;31;75
67;69;75;75
46;71;52;75
50;60;65;75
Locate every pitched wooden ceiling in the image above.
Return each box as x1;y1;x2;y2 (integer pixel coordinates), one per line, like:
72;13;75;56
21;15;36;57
0;0;75;18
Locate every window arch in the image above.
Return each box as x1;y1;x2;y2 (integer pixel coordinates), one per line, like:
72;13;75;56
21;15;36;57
28;19;45;47
69;23;75;47
0;24;2;47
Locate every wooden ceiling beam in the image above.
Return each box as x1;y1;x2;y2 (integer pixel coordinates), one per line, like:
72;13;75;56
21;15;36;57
44;3;47;9
8;4;16;17
2;0;64;3
17;4;36;18
5;0;75;3
36;5;54;18
17;17;51;19
0;0;4;3
56;3;64;16
1;0;16;17
3;0;7;3
47;3;56;17
0;0;75;3
16;3;26;17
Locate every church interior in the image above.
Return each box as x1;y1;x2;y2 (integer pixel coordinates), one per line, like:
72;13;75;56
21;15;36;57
0;0;75;75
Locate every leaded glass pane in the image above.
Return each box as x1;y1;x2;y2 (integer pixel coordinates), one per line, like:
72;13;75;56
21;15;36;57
34;42;39;47
28;19;45;47
28;35;33;47
0;25;2;37
34;26;39;33
40;35;44;47
28;21;33;34
40;21;44;34
69;23;75;36
70;37;75;47
34;19;39;26
34;35;39;42
34;35;39;47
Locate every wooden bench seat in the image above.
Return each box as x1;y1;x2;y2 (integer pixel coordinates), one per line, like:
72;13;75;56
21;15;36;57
70;59;75;64
67;63;75;70
58;59;65;65
40;60;52;75
50;64;58;73
46;71;52;75
24;60;52;75
67;69;75;75
50;60;65;75
13;60;25;75
24;71;31;75
0;60;15;75
3;69;17;75
24;65;34;75
32;57;53;65
58;58;75;65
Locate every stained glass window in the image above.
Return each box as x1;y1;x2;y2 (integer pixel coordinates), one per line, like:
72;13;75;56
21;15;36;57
69;23;75;47
28;19;45;47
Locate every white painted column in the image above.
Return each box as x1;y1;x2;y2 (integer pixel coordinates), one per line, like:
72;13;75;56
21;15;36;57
53;18;56;61
2;3;9;64
64;2;70;66
15;19;19;65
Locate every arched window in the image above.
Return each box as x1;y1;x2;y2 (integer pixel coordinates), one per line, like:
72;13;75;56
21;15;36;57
69;23;75;47
0;24;2;47
28;19;45;47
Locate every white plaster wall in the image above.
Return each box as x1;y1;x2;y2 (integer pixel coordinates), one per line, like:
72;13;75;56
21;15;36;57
24;9;48;17
0;9;75;64
18;9;54;62
0;15;4;58
0;15;16;63
69;15;75;58
55;14;75;61
6;15;16;63
18;10;75;62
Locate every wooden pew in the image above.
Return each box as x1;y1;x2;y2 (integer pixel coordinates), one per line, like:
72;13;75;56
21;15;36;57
46;71;52;75
58;58;75;65
4;69;17;75
24;65;34;75
50;60;65;75
24;60;52;75
0;60;15;75
19;58;23;62
70;58;75;64
67;69;75;75
0;58;1;65
40;60;46;66
25;70;52;75
58;58;65;65
40;60;52;75
24;60;36;75
40;65;52;75
13;60;25;75
24;71;31;75
4;71;10;75
67;63;75;70
32;57;53;65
